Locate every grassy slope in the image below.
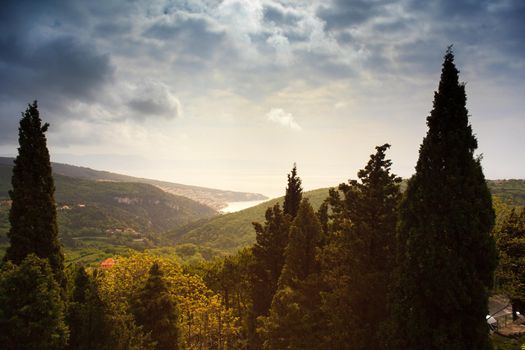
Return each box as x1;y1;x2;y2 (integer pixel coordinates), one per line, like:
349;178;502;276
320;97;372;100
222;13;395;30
173;188;331;252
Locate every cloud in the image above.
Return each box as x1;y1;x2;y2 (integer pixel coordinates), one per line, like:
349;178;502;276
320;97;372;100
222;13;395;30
127;80;182;120
266;108;302;131
0;0;524;149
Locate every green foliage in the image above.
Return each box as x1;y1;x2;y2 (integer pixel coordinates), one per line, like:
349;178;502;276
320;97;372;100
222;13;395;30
174;188;330;253
283;163;303;218
261;200;325;349
97;253;240;349
132;262;184;350
0;156;267;209
321;144;401;349
0;254;68;349
249;204;291;348
251;204;291;317
67;266;115;350
194;248;254;328
494;207;525;317
4;102;65;287
491;334;525;350
392;48;497;350
488;180;525;205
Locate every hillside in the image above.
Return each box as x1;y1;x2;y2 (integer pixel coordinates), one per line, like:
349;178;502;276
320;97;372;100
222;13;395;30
0;164;217;248
0;157;267;210
171;188;331;252
487;179;525;205
172;180;525;254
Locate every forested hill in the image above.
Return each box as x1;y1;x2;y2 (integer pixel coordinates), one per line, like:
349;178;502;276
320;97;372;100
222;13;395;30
0;164;217;248
170;180;525;253
487;179;525;205
170;188;330;252
0;157;267;210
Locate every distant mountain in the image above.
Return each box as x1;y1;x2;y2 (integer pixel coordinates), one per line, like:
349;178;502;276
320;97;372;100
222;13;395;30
0;164;217;248
0;157;267;210
170;188;331;253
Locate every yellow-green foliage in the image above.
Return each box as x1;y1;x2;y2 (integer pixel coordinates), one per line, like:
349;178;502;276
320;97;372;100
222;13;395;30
96;253;240;349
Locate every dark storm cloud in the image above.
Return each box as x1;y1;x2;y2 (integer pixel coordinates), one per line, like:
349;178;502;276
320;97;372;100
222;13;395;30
315;0;525;79
317;0;395;30
144;15;226;59
0;0;115;143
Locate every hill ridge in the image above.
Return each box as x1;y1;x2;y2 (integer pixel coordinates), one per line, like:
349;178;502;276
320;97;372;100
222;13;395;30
0;157;267;210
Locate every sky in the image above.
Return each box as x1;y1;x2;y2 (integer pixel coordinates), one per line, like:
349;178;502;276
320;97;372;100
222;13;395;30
0;0;524;198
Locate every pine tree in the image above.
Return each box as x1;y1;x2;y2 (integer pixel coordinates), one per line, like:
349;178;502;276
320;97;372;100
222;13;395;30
321;144;401;349
251;204;291;317
261;199;325;350
392;48;497;350
67;266;113;350
131;262;183;350
4;101;65;287
283;163;302;218
0;254;68;350
249;204;291;349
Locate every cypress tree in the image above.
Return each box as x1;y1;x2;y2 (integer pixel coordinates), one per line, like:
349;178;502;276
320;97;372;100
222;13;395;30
392;48;497;350
131;262;183;350
4;101;65;287
261;199;325;350
321;144;401;349
283;163;302;218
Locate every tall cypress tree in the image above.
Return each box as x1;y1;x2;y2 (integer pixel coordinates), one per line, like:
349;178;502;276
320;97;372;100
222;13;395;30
131;262;183;350
283;163;302;218
392;48;497;350
321;144;401;349
4;101;65;286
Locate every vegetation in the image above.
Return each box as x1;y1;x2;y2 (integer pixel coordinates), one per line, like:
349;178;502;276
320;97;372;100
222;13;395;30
172;188;330;253
283;163;302;217
391;48;497;349
247;164;303;348
0;156;267;210
494;207;525;318
488;180;525;206
321;144;401;349
0;255;68;349
260;200;325;349
131;262;183;350
0;165;217;249
4;102;65;286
